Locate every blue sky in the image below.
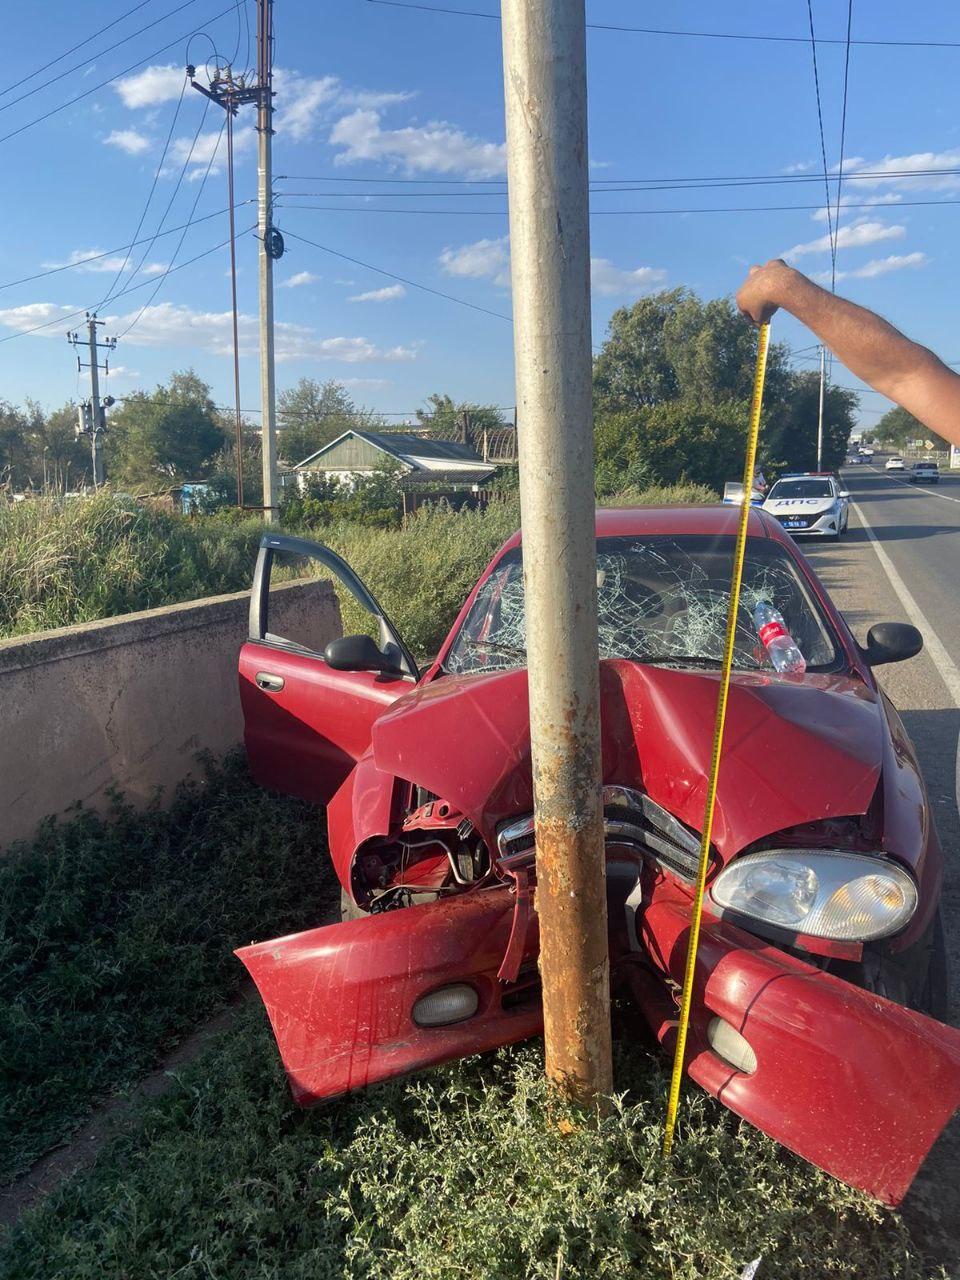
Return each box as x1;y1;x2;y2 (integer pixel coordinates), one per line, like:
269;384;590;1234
1;0;959;431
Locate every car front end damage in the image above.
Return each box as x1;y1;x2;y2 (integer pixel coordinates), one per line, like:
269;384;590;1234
238;661;960;1207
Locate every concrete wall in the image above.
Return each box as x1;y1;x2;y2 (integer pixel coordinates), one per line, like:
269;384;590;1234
0;580;341;850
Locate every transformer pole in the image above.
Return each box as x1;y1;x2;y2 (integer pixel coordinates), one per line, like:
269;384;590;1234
68;314;116;489
501;0;612;1102
257;0;279;521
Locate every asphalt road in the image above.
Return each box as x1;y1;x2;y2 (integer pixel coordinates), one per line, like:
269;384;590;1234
799;466;960;1262
803;463;960;1027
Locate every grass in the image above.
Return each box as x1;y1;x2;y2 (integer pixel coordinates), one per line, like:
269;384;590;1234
0;484;714;651
0;753;334;1184
0;1006;938;1280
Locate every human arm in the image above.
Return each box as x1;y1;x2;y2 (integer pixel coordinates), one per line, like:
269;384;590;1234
736;260;960;447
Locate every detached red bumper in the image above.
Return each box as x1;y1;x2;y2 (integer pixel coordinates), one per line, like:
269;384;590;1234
626;897;960;1206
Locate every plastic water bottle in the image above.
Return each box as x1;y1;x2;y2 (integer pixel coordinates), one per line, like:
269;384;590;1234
753;600;806;674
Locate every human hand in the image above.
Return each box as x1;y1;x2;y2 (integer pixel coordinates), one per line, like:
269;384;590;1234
736;259;793;325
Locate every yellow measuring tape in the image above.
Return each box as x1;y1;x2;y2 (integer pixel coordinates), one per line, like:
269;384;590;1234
662;322;771;1159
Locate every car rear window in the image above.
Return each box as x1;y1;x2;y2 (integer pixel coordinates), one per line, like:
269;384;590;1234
767;480;833;499
445;534;839;676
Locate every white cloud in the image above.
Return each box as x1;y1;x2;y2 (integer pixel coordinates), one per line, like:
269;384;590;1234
104;128;151;155
0;302;78;334
104;366;140;379
341;377;392;388
101;301;419;363
439;237;666;298
439;236;511;286
0;300;421;363
41;248;165;276
280;271;320;289
813;252;929;283
810;192;903;222
782;160;814;174
783;219;906;258
348;284;406;302
330;108;506;178
114;64;186;109
166;125;249;179
590;258;667;297
844;148;960;191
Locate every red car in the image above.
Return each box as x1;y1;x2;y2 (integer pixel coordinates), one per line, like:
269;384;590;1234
236;506;960;1206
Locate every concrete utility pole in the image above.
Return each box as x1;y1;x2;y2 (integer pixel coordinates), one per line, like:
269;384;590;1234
816;345;826;470
188;0;280;518
501;0;612;1102
68;314;116;488
257;0;279;521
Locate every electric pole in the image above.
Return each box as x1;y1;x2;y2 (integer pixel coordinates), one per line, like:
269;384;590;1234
257;0;279;522
188;0;281;519
816;344;826;470
501;0;612;1103
68;314;116;488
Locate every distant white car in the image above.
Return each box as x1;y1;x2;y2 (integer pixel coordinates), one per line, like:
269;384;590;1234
762;473;850;539
908;461;939;484
859;446;875;458
885;457;906;472
845;454;863;465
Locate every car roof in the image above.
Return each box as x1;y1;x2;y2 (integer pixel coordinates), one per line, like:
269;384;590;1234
501;504;778;551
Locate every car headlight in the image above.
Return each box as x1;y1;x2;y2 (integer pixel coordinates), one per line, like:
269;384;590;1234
710;849;917;941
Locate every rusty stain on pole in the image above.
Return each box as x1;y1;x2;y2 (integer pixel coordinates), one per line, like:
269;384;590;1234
500;0;613;1101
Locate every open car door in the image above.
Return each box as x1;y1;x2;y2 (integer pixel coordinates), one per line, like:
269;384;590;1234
239;533;418;805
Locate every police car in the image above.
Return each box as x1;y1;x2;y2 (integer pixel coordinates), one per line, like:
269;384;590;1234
761;472;850;539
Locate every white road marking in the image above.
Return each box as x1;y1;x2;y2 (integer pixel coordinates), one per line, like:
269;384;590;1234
866;464;960;504
849;496;960;818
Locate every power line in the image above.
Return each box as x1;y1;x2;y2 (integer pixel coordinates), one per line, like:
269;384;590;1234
0;0;155;98
0;228;249;345
832;0;855;294
276;165;960;192
364;0;960;47
111;94;213;308
0;0;203;116
805;0;837;282
0;2;239;147
282;227;512;323
117;115;226;339
0;203;255;292
96;73;191;309
275;195;960;216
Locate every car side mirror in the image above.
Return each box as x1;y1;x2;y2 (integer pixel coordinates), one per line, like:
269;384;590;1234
324;633;398;673
862;622;923;667
839;490;850;498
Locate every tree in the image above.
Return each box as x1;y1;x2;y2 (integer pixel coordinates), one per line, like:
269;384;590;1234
106;371;225;486
415;393;506;446
874;405;946;452
277;379;359;465
35;403;92;492
594;400;751;496
593;288;791;414
763;372;858;474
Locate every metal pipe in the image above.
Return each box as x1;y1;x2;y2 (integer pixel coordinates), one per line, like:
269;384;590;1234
500;0;612;1102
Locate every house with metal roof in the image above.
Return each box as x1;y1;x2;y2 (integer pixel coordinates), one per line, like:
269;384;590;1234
291;429;496;504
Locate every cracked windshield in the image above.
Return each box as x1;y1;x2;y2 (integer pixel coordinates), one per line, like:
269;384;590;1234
445;534;837;675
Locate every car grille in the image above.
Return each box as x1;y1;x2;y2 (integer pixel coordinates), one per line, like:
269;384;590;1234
496;785;702;882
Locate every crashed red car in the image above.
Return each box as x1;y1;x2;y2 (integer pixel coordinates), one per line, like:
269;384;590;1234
236;505;960;1206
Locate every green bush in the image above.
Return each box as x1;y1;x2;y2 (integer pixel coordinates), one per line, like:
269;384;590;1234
0;1011;933;1279
0;754;333;1183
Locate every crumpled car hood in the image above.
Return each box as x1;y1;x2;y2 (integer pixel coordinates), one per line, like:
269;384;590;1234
372;660;883;858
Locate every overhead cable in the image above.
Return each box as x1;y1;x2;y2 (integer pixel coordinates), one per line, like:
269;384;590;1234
364;0;960;47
